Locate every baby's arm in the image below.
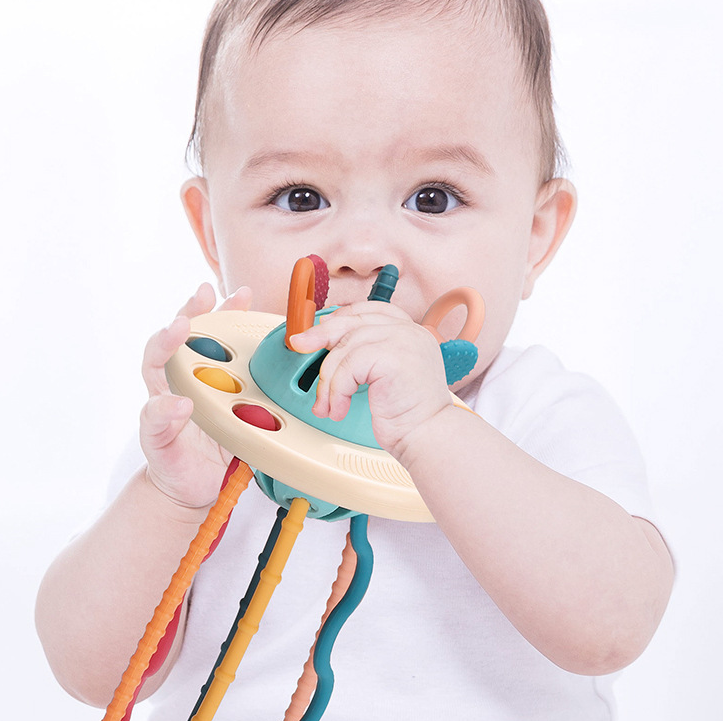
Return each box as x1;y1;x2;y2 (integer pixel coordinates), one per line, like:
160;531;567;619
35;284;251;707
399;404;673;675
292;302;674;676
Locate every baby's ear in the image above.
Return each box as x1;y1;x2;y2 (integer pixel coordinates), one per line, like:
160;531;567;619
522;178;577;299
181;177;226;295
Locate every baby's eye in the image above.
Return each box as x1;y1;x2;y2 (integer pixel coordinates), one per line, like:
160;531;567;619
273;186;330;212
403;186;461;214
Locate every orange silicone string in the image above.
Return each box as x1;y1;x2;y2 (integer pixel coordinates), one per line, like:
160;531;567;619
283;531;358;721
102;459;254;721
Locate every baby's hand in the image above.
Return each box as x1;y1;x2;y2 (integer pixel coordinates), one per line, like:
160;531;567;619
140;283;252;508
289;302;452;459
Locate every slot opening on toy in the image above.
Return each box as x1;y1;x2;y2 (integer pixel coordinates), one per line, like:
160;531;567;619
297;350;329;393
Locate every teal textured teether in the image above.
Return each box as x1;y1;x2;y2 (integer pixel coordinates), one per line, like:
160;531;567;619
440;339;478;385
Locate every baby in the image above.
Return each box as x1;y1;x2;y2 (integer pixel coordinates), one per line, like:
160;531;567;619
36;1;674;719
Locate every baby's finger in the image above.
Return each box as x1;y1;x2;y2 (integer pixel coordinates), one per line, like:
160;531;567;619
217;286;253;312
142;315;191;396
328;300;411;321
312;324;392;417
140;393;194;453
175;282;217;319
290;310;402;354
315;334;387;421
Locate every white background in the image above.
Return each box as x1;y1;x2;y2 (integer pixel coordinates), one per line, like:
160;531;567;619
1;0;721;718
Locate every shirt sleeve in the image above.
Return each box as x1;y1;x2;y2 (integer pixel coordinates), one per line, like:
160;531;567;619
471;345;654;520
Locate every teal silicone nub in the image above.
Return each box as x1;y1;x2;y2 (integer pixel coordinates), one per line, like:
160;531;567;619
249;308;381;449
367;264;399;303
440;339;478;385
186;336;230;362
255;472;359;521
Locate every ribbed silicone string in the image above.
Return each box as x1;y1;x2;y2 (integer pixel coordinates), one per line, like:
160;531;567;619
102;458;254;721
301;514;373;721
190;496;311;721
284;531;357;721
188;505;289;720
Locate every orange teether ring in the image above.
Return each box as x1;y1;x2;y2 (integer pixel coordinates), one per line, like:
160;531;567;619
285;257;317;349
421;287;485;343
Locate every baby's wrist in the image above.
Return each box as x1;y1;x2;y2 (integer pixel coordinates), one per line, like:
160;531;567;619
391;403;459;471
141;466;213;523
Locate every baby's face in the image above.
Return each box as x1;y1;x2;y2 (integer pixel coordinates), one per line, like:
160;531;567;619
189;16;564;385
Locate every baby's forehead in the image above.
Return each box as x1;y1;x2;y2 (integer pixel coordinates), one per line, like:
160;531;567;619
195;1;552;179
214;7;525;97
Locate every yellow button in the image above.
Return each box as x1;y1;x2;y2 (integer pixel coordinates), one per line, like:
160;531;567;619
194;367;242;393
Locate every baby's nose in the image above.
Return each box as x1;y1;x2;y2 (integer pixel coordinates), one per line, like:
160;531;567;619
325;218;399;280
332;259;386;279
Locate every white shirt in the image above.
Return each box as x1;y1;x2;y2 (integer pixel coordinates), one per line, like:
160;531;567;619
115;345;654;720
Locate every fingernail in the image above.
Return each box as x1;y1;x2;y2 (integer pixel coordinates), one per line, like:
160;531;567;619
166;316;183;331
193;282;211;300
175;396;193;414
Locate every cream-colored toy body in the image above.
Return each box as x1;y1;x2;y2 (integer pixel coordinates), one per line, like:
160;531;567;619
166;309;448;522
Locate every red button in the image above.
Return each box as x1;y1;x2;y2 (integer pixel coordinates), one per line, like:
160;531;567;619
233;404;280;431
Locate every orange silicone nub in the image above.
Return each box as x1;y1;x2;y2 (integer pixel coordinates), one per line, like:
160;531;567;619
285;257;317;349
284;532;357;721
191;496;311;721
421;287;485;344
102;460;254;721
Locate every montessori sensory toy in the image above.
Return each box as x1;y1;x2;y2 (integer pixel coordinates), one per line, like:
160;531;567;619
102;256;485;721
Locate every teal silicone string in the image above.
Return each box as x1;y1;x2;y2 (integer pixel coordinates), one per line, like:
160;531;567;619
187;506;288;720
367;265;399;303
300;514;374;721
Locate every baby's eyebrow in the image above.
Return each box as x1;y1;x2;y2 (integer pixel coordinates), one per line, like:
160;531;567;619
239;144;494;177
242;150;329;174
408;145;495;177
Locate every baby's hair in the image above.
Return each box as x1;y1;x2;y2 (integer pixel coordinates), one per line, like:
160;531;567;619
186;0;565;182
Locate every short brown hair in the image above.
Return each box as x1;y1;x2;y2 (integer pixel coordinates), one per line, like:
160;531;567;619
186;0;565;182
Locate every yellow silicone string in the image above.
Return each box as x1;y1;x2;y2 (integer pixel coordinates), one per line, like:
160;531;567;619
190;496;311;721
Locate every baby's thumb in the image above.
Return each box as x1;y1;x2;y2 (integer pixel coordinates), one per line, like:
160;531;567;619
219;285;253;312
140;394;194;452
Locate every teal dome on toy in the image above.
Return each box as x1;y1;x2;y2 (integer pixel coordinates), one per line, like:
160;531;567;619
248;308;381;450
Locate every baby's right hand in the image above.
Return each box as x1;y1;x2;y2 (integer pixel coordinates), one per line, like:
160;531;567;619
140;283;253;508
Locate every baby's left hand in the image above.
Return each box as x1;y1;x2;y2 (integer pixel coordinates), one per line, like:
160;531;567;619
289;301;452;459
